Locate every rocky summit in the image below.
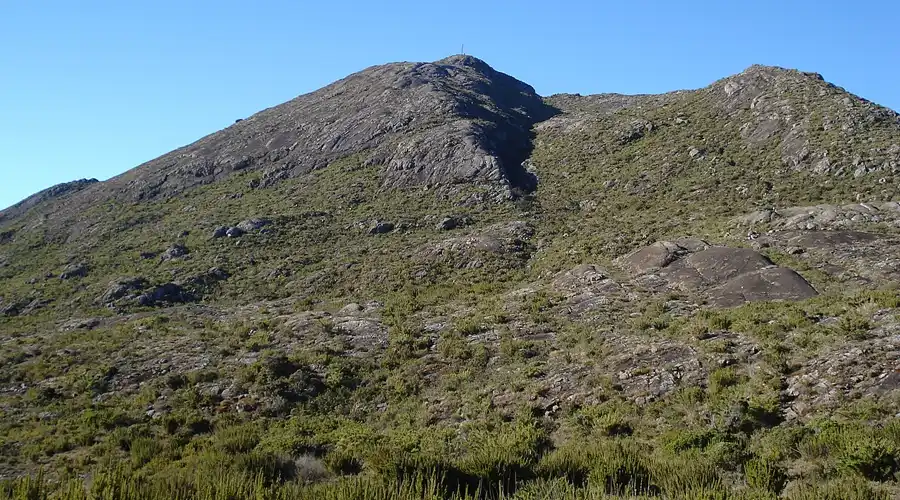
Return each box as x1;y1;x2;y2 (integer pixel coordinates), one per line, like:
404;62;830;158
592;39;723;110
1;56;900;499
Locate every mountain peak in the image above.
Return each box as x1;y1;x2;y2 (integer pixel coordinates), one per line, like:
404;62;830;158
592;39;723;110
435;54;493;70
8;54;553;222
738;63;825;81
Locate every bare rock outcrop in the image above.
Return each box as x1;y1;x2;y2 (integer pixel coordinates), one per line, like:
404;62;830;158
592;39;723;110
622;241;817;306
0;179;98;223
422;221;535;269
621;238;710;275
101;55;555;203
735;201;900;231
552;264;627;317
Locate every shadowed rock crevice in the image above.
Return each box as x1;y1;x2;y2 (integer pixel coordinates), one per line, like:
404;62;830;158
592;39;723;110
490;122;555;195
427;56;560;194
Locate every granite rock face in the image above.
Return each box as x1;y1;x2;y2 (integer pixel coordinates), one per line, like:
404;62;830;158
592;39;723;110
735;201;900;231
622;241;817;306
99;55;555;203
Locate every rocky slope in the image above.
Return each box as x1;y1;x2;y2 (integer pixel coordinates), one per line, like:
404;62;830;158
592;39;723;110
1;56;899;498
0;56;552;229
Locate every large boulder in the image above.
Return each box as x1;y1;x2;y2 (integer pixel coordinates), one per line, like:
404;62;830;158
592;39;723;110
99;277;149;305
160;244;189;261
226;227;245;238
182;267;230;294
621;241;685;274
236;218;272;232
59;263;89;280
710;267;818;307
136;283;193;307
99;271;223;308
662;247;773;289
623;240;817;306
621;238;709;274
369;221;395;235
436;215;471;231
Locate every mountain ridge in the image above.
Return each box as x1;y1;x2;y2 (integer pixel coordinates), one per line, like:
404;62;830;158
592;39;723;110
2;55;900;497
5;58;898;219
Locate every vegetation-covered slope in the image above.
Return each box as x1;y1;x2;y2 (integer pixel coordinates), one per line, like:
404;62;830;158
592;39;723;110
1;57;899;499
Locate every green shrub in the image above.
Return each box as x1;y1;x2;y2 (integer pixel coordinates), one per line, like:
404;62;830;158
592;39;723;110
838;313;872;340
537;441;652;495
708;367;739;395
454;316;486;336
588;443;653;495
438;331;473;362
744;457;786;493
785;476;891;500
457;420;548;487
129;437;163;467
706;313;733;331
214;424;260;454
837;438;899;481
650;451;724;498
571;405;634;437
662;429;719;453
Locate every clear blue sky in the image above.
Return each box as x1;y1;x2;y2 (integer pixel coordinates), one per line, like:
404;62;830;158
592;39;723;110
2;0;898;209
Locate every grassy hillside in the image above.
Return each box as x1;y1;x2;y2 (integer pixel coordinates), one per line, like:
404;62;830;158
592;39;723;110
1;61;899;498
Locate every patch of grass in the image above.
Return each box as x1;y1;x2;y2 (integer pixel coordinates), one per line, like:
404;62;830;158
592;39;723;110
838;313;872;340
744;457;787;494
708;367;740;395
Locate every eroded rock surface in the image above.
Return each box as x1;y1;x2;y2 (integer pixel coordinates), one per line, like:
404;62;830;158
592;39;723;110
423;221;534;269
281;303;388;355
59;263;88;280
785;316;900;419
710;267;818;307
623;241;817;306
100;56;555;203
733;201;900;287
552;264;627;317
736;201;900;230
